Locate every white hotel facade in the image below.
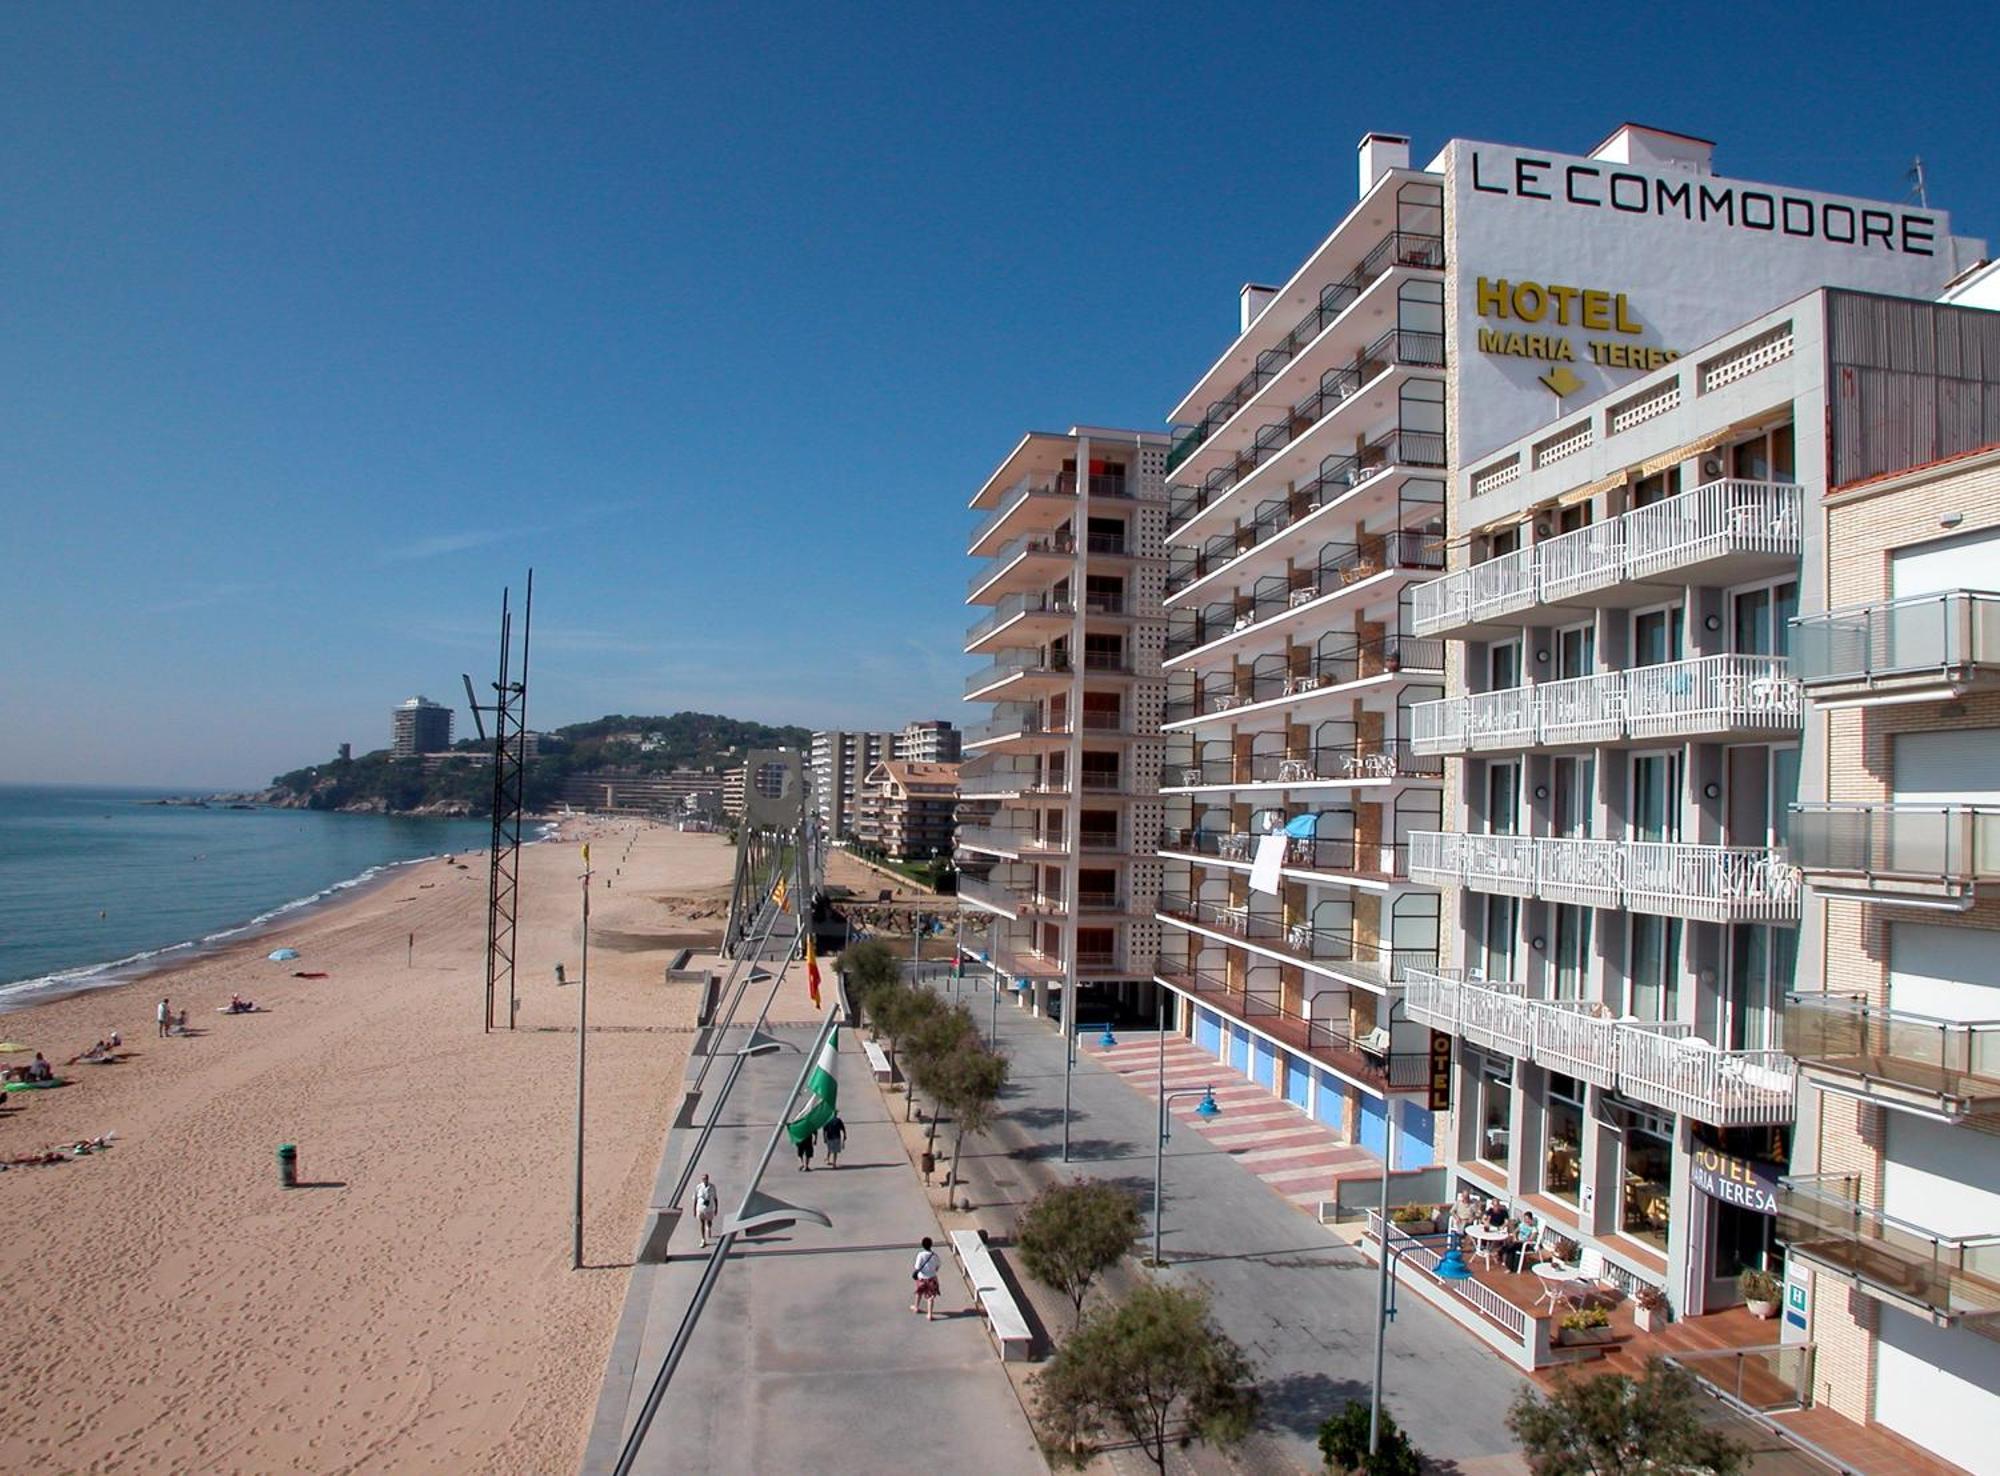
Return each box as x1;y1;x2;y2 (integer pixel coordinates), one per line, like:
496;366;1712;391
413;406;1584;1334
1149;123;1975;1332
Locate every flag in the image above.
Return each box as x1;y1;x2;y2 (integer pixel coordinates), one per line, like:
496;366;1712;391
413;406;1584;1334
806;934;821;1010
773;875;789;912
582;842;591;867
785;1027;839;1144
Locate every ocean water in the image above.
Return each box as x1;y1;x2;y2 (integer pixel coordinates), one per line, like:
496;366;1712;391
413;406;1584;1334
0;784;496;1006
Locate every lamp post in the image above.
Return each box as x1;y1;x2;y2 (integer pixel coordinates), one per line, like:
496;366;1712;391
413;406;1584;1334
1370;1217;1472;1455
1151;1009;1219;1267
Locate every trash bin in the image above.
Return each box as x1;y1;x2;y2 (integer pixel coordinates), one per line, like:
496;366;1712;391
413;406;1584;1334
920;1150;935;1179
278;1143;298;1189
555;962;567;986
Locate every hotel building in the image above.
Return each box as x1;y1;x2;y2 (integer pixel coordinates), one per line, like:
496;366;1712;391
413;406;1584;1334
390;695;453;757
1150;128;1973;1230
958;427;1170;1022
854;760;961;861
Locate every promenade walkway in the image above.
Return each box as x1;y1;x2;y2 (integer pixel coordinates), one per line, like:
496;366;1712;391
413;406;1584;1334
931;978;1531;1475
582;1019;1043;1476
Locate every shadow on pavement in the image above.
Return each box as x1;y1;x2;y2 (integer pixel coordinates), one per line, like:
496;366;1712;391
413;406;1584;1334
1257;1369;1369;1439
1008;1137;1138;1163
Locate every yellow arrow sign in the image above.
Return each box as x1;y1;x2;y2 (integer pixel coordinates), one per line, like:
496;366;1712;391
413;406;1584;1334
1541;365;1584;398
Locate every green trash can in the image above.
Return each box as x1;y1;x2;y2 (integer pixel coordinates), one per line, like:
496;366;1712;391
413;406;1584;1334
278;1143;298;1189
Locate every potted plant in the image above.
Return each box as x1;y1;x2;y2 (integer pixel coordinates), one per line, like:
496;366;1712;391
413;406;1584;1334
1739;1268;1782;1319
1558;1305;1614;1347
1551;1236;1581;1267
1633;1284;1671;1334
1390;1203;1437;1235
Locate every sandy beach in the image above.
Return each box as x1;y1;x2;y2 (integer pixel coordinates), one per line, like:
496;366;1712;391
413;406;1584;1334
0;819;795;1473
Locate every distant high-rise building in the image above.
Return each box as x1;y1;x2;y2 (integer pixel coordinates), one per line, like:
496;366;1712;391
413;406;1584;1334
722;765;747;820
894;719;962;764
809;729;896;838
390;696;453;757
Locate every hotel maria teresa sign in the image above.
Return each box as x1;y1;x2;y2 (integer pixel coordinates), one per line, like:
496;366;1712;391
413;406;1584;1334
1690;1146;1780;1216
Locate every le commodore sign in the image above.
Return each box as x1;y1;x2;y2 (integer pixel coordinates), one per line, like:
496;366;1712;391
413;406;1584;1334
1690;1146;1780;1216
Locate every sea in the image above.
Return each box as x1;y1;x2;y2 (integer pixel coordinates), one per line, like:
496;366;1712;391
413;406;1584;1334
0;784;498;1009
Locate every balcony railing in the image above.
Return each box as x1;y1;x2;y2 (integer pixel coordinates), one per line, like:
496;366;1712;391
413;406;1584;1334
1786;992;2000;1120
1407;968;1789;1124
1155;960;1429;1090
967;530;1075;598
1792;589;2000;692
1154;895;1434;986
964;650;1069;696
1165;229;1445;477
1165;529;1444;658
1789;804;2000;894
1778;1173;2000;1322
1408;832;1802;922
1169;421;1448;539
1411;480;1802;636
965;591;1075;648
969;476;1060;549
1159;827;1408;880
1162;634;1444;724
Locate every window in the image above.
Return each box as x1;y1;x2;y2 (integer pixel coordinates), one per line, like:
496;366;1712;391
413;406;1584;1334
1726;743;1799;849
1489;639;1522;691
1727;924;1796;1050
1633;603;1684;666
1084;574;1124;614
1079;751;1120;790
1621;1119;1674;1250
1481;895;1519;983
1731;580;1798;658
1631;751;1682;842
1478;1055;1513;1168
1074;927;1115;968
1076;869;1118;909
1553;903;1593;999
1631;467;1681;508
1555;622;1595;679
1486;760;1521;835
1399;378;1445;437
1629;915;1682;1021
1086;516;1126;555
1490;524;1524;557
1552;755;1595;838
1397;278;1444;337
1555;501;1592;533
1082;632;1125;670
1546;1075;1584;1203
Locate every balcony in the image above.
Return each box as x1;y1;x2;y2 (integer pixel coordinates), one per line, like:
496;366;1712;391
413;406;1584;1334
967;530;1075;602
964;650;1070;698
1166;229;1445;479
1411;480;1803;639
1790;803;2000;905
1778;1173;2000;1324
1792;590;2000;704
1408;832;1802;923
1406;969;1792;1124
1158;827;1407;882
1169;425;1448;545
1162;633;1444;728
1161;742;1441;790
1154;959;1430;1092
964;591;1078;652
1154;894;1435;990
1786;992;2000;1121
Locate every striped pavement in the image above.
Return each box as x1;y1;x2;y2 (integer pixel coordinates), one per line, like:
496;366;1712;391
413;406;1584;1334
1082;1031;1380;1214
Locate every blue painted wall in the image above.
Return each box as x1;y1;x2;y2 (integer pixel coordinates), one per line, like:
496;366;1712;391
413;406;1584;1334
1229;1022;1249;1073
1358;1093;1388;1158
1195;1007;1220;1056
1314;1069;1347;1130
1284;1053;1311;1109
1397;1102;1436;1169
1252;1037;1276;1087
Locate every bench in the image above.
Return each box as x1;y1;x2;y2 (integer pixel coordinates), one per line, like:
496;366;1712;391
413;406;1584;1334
862;1039;896;1084
950;1230;1033;1362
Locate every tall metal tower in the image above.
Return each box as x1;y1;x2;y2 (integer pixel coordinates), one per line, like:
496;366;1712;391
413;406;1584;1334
464;570;534;1032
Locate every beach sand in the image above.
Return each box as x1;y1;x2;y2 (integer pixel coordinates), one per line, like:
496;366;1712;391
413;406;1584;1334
0;819;789;1473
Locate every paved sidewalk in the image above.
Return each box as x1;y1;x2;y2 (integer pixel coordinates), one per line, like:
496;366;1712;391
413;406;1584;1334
936;979;1530;1474
1086;1034;1379;1214
584;1022;1044;1476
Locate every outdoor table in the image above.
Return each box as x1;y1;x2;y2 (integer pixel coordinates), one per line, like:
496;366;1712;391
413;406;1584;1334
1467;1225;1512;1269
1533;1261;1583;1313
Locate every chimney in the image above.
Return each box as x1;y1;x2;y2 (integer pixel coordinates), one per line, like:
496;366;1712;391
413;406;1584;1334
1239;283;1278;333
1357;132;1411;197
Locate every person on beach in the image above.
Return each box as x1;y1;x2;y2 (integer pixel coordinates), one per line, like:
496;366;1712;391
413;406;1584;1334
794;1127;815;1171
694;1173;719;1246
157;997;171;1039
821;1114;846;1168
911;1237;942;1320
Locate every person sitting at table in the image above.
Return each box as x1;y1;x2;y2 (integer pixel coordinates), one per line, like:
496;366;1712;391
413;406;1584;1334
1483;1197;1510;1230
1509;1210;1540;1272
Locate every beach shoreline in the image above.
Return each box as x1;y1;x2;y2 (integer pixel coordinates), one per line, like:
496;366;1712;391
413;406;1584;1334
0;817;761;1474
0;812;564;1015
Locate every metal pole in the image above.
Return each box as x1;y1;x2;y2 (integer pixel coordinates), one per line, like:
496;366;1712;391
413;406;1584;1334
1369;1101;1397;1456
1152;993;1166;1263
990;968;1000;1048
574;845;591;1271
1061;974;1075;1163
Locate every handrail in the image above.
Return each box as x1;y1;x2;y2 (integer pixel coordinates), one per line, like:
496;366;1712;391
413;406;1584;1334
1785;992;2000;1107
1155;960;1426;1086
1366;1212;1531;1342
965;591;1075;647
1164;528;1444;657
1789;803;2000;884
1161;632;1443;723
967;530;1075;597
1792;588;2000;685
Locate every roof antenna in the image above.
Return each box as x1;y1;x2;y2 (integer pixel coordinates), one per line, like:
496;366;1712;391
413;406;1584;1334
1910;156;1962;277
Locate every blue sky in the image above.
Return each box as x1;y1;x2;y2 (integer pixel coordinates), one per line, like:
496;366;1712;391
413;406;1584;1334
4;2;1996;787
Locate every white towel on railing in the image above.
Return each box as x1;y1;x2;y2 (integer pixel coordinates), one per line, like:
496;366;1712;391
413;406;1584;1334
1250;832;1287;895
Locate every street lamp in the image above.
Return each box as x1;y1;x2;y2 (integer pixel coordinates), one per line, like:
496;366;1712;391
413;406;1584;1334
1151;1079;1219;1266
1370;1223;1472;1455
1098;1021;1118;1050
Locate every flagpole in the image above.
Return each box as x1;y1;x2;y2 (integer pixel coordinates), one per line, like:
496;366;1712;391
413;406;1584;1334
574;841;591;1271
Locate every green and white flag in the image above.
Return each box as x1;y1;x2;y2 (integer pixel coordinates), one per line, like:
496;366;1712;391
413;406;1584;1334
786;1027;839;1144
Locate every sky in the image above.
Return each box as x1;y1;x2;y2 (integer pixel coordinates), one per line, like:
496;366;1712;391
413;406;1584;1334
4;2;1997;788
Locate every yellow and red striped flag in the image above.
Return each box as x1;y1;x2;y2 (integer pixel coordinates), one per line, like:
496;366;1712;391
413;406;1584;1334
806;934;821;1010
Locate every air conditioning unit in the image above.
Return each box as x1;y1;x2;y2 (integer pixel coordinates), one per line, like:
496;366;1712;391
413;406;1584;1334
1534;519;1553;538
1702;455;1725;479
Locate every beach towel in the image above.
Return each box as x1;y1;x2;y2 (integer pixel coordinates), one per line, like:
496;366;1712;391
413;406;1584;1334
1250;832;1287;895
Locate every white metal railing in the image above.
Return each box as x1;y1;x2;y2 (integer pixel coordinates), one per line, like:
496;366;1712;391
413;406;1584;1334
1465;686;1536;750
1530;1003;1623;1089
1623;840;1802;921
1624;480;1800;577
1400;967;1464;1033
1623;654;1799;738
1616;1029;1796;1125
1367;1212;1532;1343
1535;835;1623;906
1460;978;1533;1056
1536;670;1625;745
1409;479;1802;634
1410;696;1468;755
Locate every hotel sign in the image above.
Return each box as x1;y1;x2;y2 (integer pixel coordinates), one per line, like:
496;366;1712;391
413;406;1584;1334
1475;276;1681;383
1690;1146;1780;1216
1427;1031;1452;1112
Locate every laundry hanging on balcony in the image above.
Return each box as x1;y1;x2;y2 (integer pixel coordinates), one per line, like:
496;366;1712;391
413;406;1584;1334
1250;832;1288;895
1282;813;1319;839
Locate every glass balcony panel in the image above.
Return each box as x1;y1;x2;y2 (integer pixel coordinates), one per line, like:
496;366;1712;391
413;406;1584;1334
1790;804;2000;885
1778;1173;2000;1320
1793;590;2000;686
1785;993;2000;1116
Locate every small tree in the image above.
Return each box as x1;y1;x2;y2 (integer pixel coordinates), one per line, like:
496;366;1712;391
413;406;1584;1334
836;939;901;1021
932;1041;1009;1193
1317;1398;1422;1476
1035;1281;1258;1472
1018;1180;1142;1329
1508;1359;1747;1476
905;1004;977;1135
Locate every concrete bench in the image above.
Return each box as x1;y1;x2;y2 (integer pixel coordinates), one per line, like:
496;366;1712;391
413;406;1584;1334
950;1230;1033;1362
861;1039;896;1084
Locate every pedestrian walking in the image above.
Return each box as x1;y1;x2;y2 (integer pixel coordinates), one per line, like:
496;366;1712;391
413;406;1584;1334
157;997;171;1039
794;1126;815;1172
911;1236;942;1320
822;1114;846;1168
694;1172;719;1246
